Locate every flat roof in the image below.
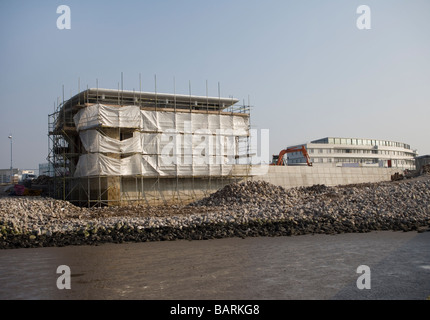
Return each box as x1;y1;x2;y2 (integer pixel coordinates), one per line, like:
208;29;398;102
61;88;240;113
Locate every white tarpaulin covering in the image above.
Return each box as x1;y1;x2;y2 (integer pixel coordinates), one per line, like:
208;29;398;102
74;104;249;135
74;153;235;177
79;130;142;154
73;104;249;178
79;130;238;156
74;104;142;131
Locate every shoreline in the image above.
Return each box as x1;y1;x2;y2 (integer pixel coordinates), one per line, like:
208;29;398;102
1;218;429;250
1;175;429;249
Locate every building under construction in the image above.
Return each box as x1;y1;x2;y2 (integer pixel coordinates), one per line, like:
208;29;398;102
48;87;253;207
48;86;408;208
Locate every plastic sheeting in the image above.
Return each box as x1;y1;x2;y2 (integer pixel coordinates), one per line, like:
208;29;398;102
74;103;249;136
74;104;142;131
76;131;241;177
74;153;235;178
73;104;250;178
79;130;238;157
79;130;142;154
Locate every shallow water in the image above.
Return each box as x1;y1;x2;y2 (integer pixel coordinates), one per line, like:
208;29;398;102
0;231;429;300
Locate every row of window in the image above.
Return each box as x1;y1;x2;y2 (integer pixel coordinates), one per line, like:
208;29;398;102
0;174;11;183
311;137;411;150
290;158;379;164
289;149;414;157
306;148;413;157
289;158;415;165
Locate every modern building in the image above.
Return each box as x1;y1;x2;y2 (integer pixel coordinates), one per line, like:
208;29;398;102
0;168;19;184
48;87;253;207
285;137;417;170
0;169;39;184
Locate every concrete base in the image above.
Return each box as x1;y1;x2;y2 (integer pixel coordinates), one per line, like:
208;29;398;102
119;176;242;206
117;166;403;206
67;166;404;206
250;166;404;189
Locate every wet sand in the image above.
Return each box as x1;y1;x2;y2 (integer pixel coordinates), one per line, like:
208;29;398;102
0;231;429;300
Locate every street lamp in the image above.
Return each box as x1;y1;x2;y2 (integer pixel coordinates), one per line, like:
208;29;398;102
8;135;12;184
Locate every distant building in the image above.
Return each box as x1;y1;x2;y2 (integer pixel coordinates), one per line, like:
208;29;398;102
0;168;19;184
39;163;54;177
285;137;417;170
415;155;430;172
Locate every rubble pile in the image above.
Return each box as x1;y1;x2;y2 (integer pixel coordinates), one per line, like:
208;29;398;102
1;175;429;249
190;181;293;207
31;175;52;185
421;164;430;175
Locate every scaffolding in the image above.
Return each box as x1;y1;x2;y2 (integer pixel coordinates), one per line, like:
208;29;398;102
48;85;255;207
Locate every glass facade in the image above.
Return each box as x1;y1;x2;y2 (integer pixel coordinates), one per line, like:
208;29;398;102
286;137;416;169
311;137;411;150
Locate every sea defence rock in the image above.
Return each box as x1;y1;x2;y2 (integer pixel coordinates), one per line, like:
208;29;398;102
422;164;430;175
0;175;429;249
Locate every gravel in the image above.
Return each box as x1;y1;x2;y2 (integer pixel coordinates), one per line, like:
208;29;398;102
1;174;429;249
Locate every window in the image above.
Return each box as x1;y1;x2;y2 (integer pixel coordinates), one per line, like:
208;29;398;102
120;131;134;141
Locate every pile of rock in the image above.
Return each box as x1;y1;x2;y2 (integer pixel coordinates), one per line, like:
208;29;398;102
391;172;404;181
1;175;429;249
298;184;332;194
190;180;292;207
421;164;430;175
31;175;52;185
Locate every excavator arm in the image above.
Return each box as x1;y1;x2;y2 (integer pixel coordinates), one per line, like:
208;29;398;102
274;146;312;166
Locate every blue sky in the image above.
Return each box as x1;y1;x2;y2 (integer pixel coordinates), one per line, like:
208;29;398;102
0;0;429;171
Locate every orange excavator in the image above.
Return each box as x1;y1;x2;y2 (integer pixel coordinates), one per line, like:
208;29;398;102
271;146;313;166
